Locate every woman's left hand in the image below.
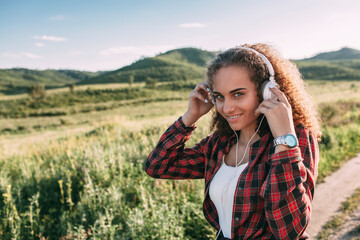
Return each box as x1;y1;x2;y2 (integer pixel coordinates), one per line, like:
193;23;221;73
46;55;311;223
254;87;295;138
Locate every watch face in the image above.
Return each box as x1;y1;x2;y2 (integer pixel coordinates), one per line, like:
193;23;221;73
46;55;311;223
285;134;297;148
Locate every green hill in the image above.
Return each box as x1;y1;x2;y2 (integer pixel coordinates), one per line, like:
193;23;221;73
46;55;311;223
306;47;360;60
78;48;215;85
82;46;360;84
292;47;360;80
0;68;101;93
294;47;360;80
1;47;360;95
294;59;360;80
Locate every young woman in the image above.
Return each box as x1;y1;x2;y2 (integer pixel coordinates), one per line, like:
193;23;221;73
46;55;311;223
145;43;321;239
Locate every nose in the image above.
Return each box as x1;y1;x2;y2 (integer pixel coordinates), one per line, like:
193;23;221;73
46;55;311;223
222;98;236;114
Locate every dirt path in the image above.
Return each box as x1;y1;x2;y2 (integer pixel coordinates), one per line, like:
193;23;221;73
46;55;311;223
326;206;360;239
307;152;360;238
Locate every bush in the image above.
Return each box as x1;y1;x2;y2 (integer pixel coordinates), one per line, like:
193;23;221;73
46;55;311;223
68;83;75;94
27;84;46;103
145;77;157;89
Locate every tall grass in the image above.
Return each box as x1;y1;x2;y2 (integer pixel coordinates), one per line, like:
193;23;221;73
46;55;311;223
1;85;360;238
0;119;215;239
318;124;360;182
317;99;360;181
1;107;360;238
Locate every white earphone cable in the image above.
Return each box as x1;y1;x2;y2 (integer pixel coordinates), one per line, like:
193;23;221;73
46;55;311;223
215;115;265;240
234;114;265;167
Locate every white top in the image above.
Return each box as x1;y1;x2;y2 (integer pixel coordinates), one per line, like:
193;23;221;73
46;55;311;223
209;156;247;239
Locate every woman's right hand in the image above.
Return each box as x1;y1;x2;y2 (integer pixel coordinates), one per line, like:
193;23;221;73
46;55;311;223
182;82;213;127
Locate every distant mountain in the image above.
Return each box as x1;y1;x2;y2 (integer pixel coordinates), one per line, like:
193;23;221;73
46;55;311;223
1;46;359;94
305;47;360;60
295;47;360;80
83;46;360;84
0;68;100;87
295;59;360;80
78;48;215;85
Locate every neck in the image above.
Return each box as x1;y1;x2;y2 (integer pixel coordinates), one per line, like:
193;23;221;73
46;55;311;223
238;130;260;146
235;115;265;146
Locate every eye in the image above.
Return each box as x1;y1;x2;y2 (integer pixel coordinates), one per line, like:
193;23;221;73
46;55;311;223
234;92;243;97
215;95;224;100
211;93;222;99
210;94;223;103
215;95;224;99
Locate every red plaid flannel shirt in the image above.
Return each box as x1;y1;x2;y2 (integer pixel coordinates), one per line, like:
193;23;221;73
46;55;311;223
145;117;319;240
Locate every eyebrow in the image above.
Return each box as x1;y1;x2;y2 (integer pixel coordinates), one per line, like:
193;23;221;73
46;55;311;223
212;88;247;95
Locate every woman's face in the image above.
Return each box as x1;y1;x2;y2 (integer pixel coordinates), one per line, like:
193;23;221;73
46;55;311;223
212;65;260;132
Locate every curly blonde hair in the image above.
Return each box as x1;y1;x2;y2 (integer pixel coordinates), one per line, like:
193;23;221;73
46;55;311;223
206;43;322;139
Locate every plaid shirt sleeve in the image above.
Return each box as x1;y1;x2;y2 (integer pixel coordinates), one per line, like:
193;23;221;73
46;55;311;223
260;126;319;240
144;117;208;179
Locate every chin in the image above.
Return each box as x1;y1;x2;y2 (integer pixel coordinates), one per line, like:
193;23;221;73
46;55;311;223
227;122;243;131
227;119;257;132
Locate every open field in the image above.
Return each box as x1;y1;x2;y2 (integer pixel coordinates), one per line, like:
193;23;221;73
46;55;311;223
0;100;189;158
0;80;360;239
306;80;360;104
0;83;146;101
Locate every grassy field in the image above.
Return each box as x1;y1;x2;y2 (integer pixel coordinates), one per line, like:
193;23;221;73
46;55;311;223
306;80;360;104
0;80;360;239
0;83;146;101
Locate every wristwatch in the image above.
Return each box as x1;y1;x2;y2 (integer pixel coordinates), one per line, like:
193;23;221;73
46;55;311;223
273;133;298;148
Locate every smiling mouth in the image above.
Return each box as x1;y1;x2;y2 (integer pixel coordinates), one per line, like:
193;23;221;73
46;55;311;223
227;114;243;120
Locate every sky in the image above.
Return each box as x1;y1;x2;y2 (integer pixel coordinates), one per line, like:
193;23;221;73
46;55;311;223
0;0;359;72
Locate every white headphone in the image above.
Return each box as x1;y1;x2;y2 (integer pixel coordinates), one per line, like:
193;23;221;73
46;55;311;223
211;46;278;105
238;46;278;101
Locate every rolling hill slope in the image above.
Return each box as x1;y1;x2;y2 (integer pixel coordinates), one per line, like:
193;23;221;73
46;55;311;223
0;68;102;93
1;46;360;95
82;46;360;84
306;47;360;60
0;68;100;86
78;48;215;85
294;47;360;80
294;59;360;80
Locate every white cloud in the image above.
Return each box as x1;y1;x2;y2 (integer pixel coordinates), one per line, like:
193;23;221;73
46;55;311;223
35;42;45;47
2;52;43;59
179;23;205;28
49;15;64;21
99;45;175;56
21;52;43;59
33;35;67;42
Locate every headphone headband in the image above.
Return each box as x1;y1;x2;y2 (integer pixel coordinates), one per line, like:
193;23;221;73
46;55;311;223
236;46;275;82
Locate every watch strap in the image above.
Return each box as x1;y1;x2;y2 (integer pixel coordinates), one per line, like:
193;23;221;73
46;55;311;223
273;133;298;148
273;135;286;147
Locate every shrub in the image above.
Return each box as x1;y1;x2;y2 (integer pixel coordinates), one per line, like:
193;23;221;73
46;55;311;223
145;77;157;89
27;84;46;103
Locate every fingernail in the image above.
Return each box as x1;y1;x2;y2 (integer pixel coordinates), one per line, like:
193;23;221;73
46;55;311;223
205;99;208;103
206;88;210;92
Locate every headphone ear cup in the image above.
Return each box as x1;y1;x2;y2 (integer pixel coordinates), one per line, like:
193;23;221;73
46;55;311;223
262;81;278;101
